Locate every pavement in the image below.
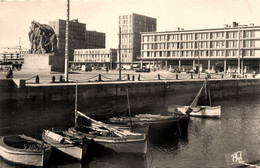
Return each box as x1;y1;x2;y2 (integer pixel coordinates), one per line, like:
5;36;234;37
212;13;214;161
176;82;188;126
0;69;259;85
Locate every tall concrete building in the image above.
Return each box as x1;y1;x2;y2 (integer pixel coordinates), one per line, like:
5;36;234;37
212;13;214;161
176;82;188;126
49;19;105;61
85;30;105;49
118;13;157;69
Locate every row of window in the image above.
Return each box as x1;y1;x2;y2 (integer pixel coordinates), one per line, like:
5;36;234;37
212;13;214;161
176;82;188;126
0;54;21;59
74;50;110;54
142;31;256;42
74;58;110;62
142;49;256;57
74;54;110;59
142;40;258;50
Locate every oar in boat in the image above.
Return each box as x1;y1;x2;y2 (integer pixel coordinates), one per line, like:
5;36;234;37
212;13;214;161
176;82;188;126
19;134;48;148
225;150;260;168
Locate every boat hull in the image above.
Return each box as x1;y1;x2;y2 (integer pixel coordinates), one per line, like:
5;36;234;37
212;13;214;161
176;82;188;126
168;105;221;118
68;128;147;156
42;130;89;161
0;135;52;167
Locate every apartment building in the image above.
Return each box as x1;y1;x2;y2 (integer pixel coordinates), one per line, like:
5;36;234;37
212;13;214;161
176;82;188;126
49;19;106;61
85;30;105;49
72;48;117;70
0;49;28;70
140;22;260;73
119;13;157;69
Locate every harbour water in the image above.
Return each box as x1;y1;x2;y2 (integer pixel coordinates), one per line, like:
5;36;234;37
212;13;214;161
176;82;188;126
0;94;260;168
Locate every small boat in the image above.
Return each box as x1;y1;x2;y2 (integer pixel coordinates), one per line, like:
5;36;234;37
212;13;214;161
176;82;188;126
109;113;189;137
0;134;52;167
42;129;89;161
168;78;221;119
107;88;150;134
170;105;221;118
68;111;148;156
109;113;188;125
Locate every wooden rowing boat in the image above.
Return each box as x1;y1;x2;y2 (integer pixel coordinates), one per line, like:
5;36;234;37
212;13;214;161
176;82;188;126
0;134;52;167
42;129;89;161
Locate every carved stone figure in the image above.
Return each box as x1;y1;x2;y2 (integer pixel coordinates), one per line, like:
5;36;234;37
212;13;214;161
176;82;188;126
28;20;57;54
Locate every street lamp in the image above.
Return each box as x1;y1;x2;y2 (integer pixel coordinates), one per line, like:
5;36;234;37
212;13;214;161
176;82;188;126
64;0;70;82
237;23;246;78
197;40;200;79
118;26;122;80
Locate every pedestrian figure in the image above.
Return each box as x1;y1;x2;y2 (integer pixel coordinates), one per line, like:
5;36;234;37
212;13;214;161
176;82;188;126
106;67;109;73
6;68;13;79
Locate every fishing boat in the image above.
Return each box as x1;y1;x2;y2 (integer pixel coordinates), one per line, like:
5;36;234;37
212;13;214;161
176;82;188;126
109;113;189;138
106;88;149;134
63;82;147;156
0;134;52;167
42;129;89;161
109;113;188;125
168;78;221;118
67;111;148;156
109;88;189;136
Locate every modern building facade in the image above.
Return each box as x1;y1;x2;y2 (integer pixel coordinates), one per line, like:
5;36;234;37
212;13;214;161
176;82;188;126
140;22;260;74
119;13;157;69
49;19;86;61
72;48;117;71
85;30;105;49
49;19;106;61
0;49;28;70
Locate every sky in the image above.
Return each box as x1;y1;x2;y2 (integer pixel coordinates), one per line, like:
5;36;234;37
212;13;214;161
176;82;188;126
0;0;260;50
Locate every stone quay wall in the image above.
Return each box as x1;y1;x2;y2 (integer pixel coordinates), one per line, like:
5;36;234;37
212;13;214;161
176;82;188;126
1;78;259;119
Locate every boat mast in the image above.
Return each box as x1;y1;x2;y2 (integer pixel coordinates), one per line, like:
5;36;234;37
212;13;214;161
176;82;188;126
206;78;212;106
75;81;78;126
126;88;133;132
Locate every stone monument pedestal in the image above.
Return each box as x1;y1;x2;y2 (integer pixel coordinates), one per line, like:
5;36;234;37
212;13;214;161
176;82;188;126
22;53;64;73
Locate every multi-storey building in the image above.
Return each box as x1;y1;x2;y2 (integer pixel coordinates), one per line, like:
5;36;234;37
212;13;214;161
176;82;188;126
49;19;86;61
49;19;106;61
85;30;105;49
119;13;157;69
0;49;29;70
72;48;117;70
140;22;260;73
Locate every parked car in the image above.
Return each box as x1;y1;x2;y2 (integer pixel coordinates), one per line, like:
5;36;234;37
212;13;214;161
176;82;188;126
135;68;150;73
186;69;198;74
205;69;216;74
169;69;181;73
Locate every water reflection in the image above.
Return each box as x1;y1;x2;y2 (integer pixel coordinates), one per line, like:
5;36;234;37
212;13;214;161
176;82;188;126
0;95;260;167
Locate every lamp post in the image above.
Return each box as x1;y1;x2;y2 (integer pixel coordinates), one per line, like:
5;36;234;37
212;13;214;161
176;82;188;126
118;26;122;80
64;0;70;82
237;23;246;78
198;40;200;79
238;23;241;77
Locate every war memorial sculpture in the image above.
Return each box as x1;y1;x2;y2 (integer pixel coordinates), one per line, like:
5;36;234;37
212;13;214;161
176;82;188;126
23;21;64;72
28;20;57;54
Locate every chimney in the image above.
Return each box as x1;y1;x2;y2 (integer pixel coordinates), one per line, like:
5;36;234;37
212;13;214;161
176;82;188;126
233;22;238;27
176;27;180;31
249;23;254;27
223;24;228;28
